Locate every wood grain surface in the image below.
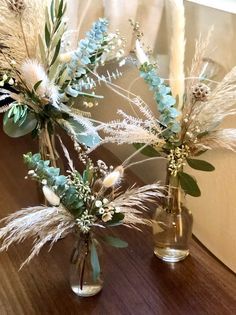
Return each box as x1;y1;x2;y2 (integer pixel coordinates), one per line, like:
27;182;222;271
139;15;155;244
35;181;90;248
0;121;235;315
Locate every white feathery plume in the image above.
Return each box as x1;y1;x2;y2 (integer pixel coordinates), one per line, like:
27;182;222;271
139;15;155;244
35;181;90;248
96;95;164;147
109;183;164;228
168;0;185;110
184;28;213;108
0;205;76;268
195;129;236;152
21;59;60;107
187;66;236;135
135;40;149;65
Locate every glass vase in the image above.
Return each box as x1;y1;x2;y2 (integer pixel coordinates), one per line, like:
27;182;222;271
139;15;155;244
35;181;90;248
70;232;103;297
153;174;193;262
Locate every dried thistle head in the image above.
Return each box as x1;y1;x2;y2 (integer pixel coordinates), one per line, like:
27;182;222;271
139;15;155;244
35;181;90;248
192;83;210;101
6;0;25;13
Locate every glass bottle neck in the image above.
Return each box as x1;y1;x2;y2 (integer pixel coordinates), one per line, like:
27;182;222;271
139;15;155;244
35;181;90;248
166;173;182;214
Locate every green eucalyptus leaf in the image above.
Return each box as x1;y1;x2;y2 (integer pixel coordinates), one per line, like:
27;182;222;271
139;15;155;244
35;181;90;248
45;24;51;48
106;212;125;225
50;0;55;22
90;240;100;281
67;118;101;148
133;143;161;157
38;35;46;65
51;23;65;50
102;236;128;248
50;39;61;66
3;112;37;138
45;7;52;33
57;0;64;18
33;80;43;92
178;172;201;197
186;158;215;172
48;59;60;81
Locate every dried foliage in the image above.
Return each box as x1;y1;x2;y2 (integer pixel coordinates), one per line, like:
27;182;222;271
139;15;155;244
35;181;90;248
0;0;47;71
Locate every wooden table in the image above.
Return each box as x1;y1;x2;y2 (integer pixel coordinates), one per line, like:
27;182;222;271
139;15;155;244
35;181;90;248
0;124;235;315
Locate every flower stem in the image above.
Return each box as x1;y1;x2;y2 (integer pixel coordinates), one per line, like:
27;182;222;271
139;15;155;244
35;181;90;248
19;16;30;58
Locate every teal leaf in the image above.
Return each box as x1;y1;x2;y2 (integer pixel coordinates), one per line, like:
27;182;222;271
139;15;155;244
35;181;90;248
133;143;161;157
90;240;100;281
186;158;215;172
68;118;101;148
178;172;201;197
3;112;37;138
102;236;128;248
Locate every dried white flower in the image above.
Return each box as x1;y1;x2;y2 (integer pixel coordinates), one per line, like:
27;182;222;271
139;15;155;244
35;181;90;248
95;200;103;208
59;52;74;63
21;59;59;107
102;212;113;222
135;40;149;65
42;186;60;206
102;166;124;188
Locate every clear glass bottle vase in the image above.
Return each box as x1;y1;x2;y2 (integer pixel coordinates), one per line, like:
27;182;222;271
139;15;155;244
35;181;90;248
70;232;103;297
153;174;193;262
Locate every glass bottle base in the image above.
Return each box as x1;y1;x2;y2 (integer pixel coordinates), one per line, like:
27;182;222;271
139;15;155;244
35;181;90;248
71;284;103;297
154;247;189;262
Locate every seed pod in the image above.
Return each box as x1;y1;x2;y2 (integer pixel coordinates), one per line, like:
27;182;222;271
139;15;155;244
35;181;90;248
192;83;210;101
7;0;26;13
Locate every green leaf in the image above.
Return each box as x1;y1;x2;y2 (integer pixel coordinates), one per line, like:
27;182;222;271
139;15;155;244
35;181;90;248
50;0;55;22
50;39;61;66
90;240;100;281
106;212;125;225
3;112;37;138
38;35;46;65
66;118;101;148
33;80;43;92
51;23;65;50
178;172;201;197
45;24;51;48
57;0;64;18
186;158;215;172
133;143;161;157
102;236;128;248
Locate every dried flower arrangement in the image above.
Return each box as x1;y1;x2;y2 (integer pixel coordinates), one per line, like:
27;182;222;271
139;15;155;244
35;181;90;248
0;146;163;271
92;1;236;261
97;22;236;201
0;0;125;165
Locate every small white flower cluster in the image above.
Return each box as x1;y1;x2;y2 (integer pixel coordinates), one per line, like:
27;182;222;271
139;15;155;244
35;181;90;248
0;73;14;87
101;32;126;64
183;114;201;138
83;101;98;108
76;210;95;233
25;169;38;179
95;199;120;223
168;145;190;176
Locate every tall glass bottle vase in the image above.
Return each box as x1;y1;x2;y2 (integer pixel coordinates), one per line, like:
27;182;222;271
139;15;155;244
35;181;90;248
70;232;104;297
153;173;193;262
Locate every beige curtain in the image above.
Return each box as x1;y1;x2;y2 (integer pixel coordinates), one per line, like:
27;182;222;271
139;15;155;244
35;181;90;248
66;0;164;52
